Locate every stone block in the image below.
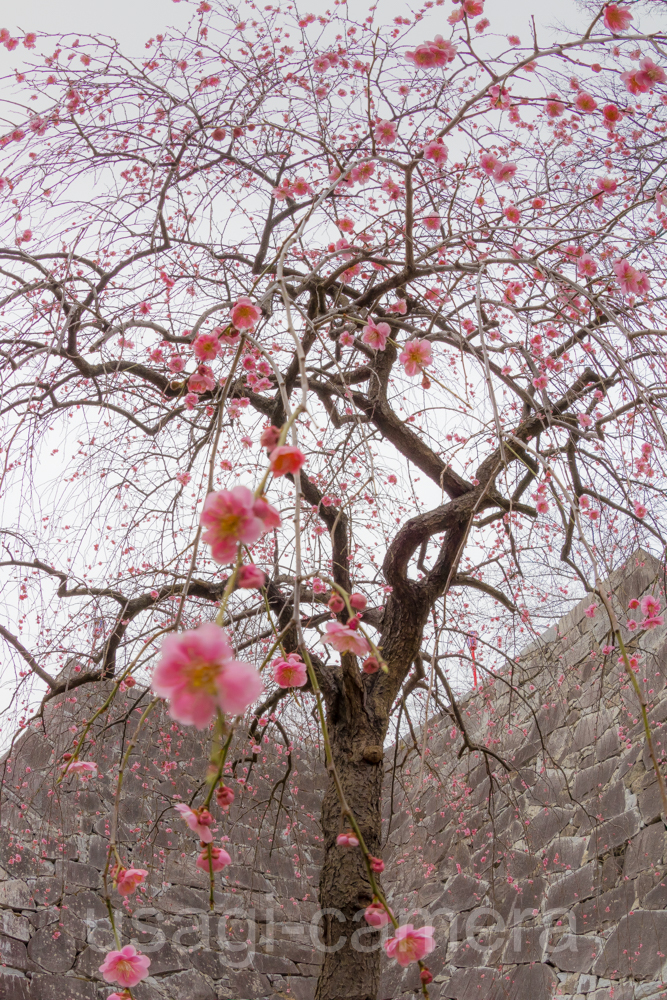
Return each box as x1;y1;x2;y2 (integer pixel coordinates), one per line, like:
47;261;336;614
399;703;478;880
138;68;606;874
440;965;501;1000
643;873;667;909
29;974;97;1000
623;823;665;878
0;972;31;1000
638;782;663;824
0;879;35;910
543;837;587;874
225;967;272;998
163;968;216;999
549;933;602;973
586;811;641;858
571;882;635;932
545;864;599;912
436;874;488;914
525;807;571;851
0;911;30;942
592;910;667;979
55;861;101;890
0;933;30;972
501;924;546;964
27;927;77;973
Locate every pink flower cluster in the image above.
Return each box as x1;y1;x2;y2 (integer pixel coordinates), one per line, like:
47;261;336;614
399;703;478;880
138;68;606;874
322;620;370;657
272;653;308;688
361;319;390;351
613;259;650;296
621;58;665;95
406;35;457;68
152;623;263;728
384;924;436;967
113;866;148;896
603;3;633;32
638;594;664;630
231;297;261;331
336;831;359;847
175;803;214;842
480;153;517;183
196;844;231;873
99;945;151;988
201;486;280;564
365;900;390;927
399;339;433;377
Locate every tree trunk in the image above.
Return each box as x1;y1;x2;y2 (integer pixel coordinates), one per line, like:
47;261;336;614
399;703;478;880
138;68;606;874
314;703;387;1000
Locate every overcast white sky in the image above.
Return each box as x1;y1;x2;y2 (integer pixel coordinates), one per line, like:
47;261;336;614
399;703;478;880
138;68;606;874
0;0;586;68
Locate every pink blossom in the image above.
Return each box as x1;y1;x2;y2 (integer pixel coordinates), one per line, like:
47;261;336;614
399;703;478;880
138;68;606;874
272;653;308;688
115;867;148;896
388;299;407;314
399;339;433;376
237;564;266;589
269;445;306;477
107;992;131;1000
584;603;598;619
150;590;159;600
533;375;548;391
626;619;638;631
602;106;623;128
231;297;261;331
336;831;359;847
546;96;565;118
292;176;312;197
422;213;441;231
369;855;385;873
480;152;498;175
188;365;216;394
64;760;97;777
535;498;550;514
362;656;380;674
216;784;235;809
577;413;593;429
174;803;214;842
176;471;191;486
193;332;222;362
196;845;231;873
384;924;436;967
152;623;263;727
183;392;199;410
99;946;151;988
407;36;457;68
493;161;517;183
424;141;448;165
168;355;186;373
375;120;397;146
349;593;367;611
339;331;355;347
613;259;650;296
313;55;331;73
628;598;640;609
322;621;370;656
312;578;327;594
201;486;280;564
361;320;390;351
640;594;663;631
503;205;520;224
365;901;390;927
604;4;633;32
328;593;345;613
577;254;598;278
575;92;597;114
633;502;647;518
260;425;281;449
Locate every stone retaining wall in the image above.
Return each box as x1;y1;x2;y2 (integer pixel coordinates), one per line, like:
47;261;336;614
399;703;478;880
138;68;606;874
0;550;665;1000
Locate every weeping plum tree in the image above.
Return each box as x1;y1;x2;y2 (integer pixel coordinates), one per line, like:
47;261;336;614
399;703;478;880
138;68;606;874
1;1;667;997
